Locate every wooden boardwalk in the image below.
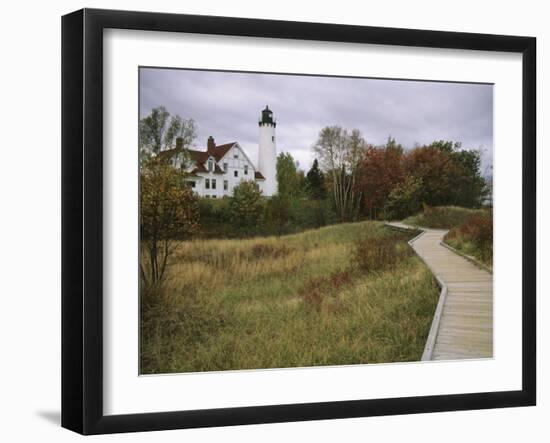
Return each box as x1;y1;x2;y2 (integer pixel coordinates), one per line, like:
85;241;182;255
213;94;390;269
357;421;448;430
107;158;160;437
387;222;493;361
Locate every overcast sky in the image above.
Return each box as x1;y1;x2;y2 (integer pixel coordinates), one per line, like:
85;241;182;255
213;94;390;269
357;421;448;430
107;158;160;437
139;68;493;175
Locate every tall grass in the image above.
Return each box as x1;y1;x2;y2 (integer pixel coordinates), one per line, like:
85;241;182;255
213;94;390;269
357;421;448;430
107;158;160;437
140;221;440;374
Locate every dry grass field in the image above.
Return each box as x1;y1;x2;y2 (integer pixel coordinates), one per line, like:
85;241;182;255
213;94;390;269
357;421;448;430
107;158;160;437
140;221;440;374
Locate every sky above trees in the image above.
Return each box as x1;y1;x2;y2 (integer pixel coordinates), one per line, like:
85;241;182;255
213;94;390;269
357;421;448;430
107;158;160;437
139;67;493;175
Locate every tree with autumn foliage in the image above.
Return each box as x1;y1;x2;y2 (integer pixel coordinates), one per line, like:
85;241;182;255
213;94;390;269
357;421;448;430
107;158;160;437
403;143;463;206
404;141;487;208
140;159;200;287
356;137;405;219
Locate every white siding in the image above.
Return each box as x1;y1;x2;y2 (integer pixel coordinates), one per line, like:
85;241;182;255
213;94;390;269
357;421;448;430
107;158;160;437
191;144;262;198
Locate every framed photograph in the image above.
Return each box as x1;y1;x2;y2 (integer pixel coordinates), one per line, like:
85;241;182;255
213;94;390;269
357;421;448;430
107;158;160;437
62;8;536;435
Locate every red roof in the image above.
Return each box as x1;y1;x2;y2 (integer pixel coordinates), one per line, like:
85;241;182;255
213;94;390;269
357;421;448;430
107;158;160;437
156;142;263;180
207;142;235;162
187;149;209;163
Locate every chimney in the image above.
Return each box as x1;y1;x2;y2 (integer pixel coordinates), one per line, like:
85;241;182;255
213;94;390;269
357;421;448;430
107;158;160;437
175;137;183;150
207;136;216;151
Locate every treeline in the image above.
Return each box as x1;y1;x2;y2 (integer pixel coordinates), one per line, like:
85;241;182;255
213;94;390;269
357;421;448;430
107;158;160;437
310;127;488;222
197;130;489;237
358;138;488;220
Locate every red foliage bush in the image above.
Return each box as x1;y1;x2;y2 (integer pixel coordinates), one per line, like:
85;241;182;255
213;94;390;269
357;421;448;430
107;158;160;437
459;214;493;249
446;212;493;263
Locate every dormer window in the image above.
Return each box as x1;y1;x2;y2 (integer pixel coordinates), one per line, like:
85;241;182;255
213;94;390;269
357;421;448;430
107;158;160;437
223;162;228;172
208;160;214;172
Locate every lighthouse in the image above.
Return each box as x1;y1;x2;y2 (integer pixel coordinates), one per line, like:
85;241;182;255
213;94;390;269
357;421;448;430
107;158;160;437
258;105;278;196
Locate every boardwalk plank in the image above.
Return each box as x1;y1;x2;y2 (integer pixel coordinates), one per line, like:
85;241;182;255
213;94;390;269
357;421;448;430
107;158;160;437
387;222;493;360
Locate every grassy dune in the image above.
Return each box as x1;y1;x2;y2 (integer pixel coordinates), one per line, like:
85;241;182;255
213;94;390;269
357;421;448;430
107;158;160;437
140;221;440;374
402;205;488;229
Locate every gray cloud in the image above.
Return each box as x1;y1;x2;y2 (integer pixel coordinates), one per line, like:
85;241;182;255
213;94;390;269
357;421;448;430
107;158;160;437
140;68;493;174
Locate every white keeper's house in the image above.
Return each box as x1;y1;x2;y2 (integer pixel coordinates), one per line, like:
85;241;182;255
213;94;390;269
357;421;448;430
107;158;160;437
160;106;278;198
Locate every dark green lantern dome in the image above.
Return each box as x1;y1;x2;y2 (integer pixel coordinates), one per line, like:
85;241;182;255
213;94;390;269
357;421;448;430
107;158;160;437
259;105;276;127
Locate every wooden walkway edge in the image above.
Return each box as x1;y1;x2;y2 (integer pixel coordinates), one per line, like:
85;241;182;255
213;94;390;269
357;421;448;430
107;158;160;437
386;222;493;361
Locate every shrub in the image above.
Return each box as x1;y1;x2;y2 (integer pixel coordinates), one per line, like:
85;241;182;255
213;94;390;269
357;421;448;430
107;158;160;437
352;235;412;273
264;195;292;236
445;212;493;264
197;198;233;238
288;198;338;230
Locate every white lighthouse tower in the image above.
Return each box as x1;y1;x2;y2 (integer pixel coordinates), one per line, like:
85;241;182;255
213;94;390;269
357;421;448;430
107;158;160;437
258;105;278;196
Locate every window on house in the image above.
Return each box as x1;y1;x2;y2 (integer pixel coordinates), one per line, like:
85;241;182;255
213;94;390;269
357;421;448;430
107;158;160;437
223;180;228;191
212;179;216;190
244;164;248;175
208;160;213;172
188;181;195;188
223;162;228;172
205;179;210;189
212;195;217;199
233;151;238;159
272;136;275;142
234;170;238;178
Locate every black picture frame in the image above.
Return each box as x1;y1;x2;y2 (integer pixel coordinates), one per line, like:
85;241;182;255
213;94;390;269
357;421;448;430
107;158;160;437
61;8;536;435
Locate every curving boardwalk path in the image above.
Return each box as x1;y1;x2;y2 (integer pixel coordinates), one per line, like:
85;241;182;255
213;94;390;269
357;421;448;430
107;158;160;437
387;222;493;361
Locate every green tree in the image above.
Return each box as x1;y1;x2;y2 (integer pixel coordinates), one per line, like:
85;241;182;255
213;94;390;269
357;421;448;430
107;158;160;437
140;159;200;287
430;139;461;154
385;135;404;154
450;148;488;207
305;158;326;200
230;180;264;235
383;175;424;220
276;152;302;199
